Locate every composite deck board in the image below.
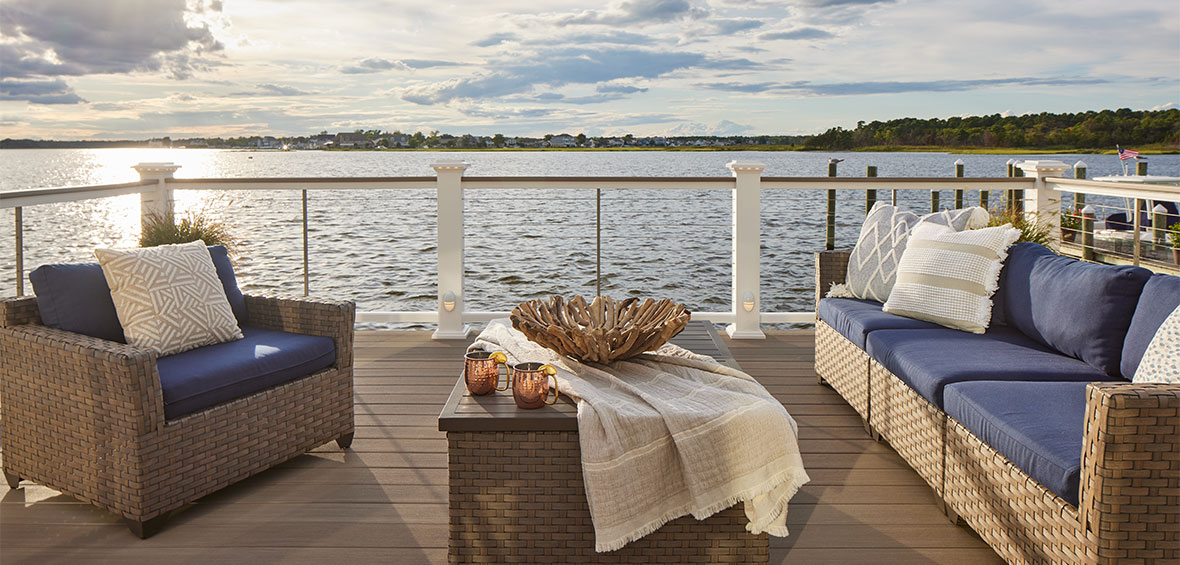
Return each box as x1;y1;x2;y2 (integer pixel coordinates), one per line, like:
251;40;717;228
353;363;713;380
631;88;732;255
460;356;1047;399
0;330;1001;564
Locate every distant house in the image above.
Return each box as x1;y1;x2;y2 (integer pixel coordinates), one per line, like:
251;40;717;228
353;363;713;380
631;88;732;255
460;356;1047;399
335;132;374;148
505;137;518;148
547;134;576;148
384;133;409;148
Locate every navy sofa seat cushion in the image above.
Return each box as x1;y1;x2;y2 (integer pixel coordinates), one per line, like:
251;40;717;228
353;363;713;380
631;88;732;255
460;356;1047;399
1121;273;1180;378
994;242;1151;377
944;381;1089;506
157;326;336;420
866;326;1118;409
817;297;942;349
28;245;247;342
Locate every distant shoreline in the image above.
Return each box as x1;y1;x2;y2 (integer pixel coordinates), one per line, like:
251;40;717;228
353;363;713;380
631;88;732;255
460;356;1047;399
2;144;1176;155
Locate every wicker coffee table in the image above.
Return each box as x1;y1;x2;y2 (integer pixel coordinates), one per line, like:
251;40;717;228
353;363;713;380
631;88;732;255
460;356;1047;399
438;321;770;563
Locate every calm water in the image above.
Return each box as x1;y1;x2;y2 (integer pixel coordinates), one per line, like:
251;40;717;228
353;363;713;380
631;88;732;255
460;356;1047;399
3;149;1177;327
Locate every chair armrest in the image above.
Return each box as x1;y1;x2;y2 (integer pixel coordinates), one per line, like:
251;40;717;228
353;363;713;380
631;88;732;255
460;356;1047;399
0;324;164;436
1;296;41;327
1079;382;1180;561
814;250;852;311
243;294;355;369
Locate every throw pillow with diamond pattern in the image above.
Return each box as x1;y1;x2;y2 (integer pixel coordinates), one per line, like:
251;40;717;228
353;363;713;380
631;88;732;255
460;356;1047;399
840;203;989;302
95;240;243;356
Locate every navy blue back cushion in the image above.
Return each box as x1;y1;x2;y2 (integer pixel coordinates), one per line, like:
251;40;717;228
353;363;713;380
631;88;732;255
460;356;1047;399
995;242;1151;377
29;245;247;341
29;262;126;343
1121;273;1180;378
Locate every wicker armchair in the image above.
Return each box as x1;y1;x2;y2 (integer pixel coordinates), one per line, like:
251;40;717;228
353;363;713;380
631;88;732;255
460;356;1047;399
0;294;355;538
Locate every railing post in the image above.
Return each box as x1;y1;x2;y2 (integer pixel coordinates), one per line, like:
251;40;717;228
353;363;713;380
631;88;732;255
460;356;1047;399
1073;160;1087;210
1013;164;1025;213
954;159;965;208
432;161;471;339
826;161;837;250
1082;205;1095;261
1018;160;1068;250
726;161;766;339
14;207;23;297
133;162;180;231
865;165;877;214
1152;204;1168;248
1136;160;1148;176
1005;159;1016;211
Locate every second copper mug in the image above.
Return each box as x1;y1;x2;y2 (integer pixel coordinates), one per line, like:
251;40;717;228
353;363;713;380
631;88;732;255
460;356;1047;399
510;362;559;409
464;351;508;395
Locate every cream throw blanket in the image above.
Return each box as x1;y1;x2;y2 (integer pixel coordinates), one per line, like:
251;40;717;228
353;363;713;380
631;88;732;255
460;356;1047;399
470;319;810;552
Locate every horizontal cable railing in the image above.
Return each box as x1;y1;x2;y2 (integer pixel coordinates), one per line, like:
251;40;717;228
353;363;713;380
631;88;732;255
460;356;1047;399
3;160;1175;337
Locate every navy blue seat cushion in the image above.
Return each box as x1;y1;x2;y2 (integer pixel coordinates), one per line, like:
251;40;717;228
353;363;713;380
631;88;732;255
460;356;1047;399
944;381;1089;506
1121;273;1180;378
994;242;1151;377
866;326;1119;409
29;245;247;341
29;262;126;342
817;297;942;349
157;326;335;420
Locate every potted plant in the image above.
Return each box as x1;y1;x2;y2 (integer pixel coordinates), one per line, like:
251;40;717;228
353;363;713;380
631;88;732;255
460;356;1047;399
1168;222;1180;265
1059;207;1081;243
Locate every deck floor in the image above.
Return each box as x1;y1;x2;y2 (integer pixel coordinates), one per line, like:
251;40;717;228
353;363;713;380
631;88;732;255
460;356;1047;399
1;330;1003;564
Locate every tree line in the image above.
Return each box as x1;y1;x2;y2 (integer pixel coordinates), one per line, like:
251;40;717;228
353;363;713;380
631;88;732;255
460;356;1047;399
803;108;1179;150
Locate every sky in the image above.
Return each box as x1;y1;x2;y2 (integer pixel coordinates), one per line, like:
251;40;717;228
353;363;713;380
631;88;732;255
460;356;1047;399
1;0;1177;140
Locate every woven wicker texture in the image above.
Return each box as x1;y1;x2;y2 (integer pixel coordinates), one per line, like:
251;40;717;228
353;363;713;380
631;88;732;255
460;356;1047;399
1079;382;1179;563
869;361;946;496
946;418;1097;564
0;294;356;531
815;320;871;423
448;430;769;563
814;250;851;309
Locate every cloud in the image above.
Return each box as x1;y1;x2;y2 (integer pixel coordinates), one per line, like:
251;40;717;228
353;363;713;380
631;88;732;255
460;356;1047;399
460;105;555;119
341;57;463;74
402;47;709;105
230;83;312;96
1150;102;1176;111
0;0;224;80
597;84;648;94
760;27;834;40
0;78;86;104
698;76;1110;96
556;31;657;45
665;119;754;136
547;0;708;26
712;19;764;34
471;32;518;47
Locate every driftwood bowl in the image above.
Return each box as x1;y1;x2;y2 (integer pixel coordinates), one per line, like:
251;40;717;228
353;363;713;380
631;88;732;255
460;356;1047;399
510;295;691;364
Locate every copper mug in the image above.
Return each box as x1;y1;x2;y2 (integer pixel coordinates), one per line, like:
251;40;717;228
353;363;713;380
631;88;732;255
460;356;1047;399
464;351;509;395
510;362;560;409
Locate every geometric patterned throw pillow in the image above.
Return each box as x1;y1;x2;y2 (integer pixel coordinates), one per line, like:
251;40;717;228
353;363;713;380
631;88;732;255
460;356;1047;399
883;222;1021;334
1133;303;1180;384
95;240;243;356
843;202;989;302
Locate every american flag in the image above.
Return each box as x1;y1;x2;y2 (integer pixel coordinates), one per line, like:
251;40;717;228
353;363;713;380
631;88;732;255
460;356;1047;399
1119;147;1140;160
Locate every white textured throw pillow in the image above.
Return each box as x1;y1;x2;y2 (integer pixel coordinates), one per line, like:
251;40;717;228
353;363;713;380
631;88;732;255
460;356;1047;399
842;203;989;302
95;240;243;356
1133;304;1180;384
883;222;1020;334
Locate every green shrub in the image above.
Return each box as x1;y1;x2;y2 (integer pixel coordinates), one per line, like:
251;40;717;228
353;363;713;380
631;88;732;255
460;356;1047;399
1168;222;1180;249
140;208;236;251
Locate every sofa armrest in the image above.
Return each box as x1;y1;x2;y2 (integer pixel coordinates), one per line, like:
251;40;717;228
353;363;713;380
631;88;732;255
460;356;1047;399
0;324;164;436
1;296;41;327
814;250;852;311
1079;382;1180;561
243;294;355;369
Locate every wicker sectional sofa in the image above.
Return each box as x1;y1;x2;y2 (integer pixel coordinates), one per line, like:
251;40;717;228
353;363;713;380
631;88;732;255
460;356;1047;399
814;243;1178;564
0;249;355;538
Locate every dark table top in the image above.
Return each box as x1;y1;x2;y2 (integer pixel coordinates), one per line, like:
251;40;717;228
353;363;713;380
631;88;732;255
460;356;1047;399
437;321;738;433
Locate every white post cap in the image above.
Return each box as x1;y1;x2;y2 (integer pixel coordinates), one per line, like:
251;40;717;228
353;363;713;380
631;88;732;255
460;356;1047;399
1082;205;1096;215
431;161;469;172
1073;160;1087;169
726;161;766;174
953;158;964;165
1153;203;1168;213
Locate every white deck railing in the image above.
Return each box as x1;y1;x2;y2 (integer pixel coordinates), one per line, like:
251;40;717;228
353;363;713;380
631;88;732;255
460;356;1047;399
4;159;1176;338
